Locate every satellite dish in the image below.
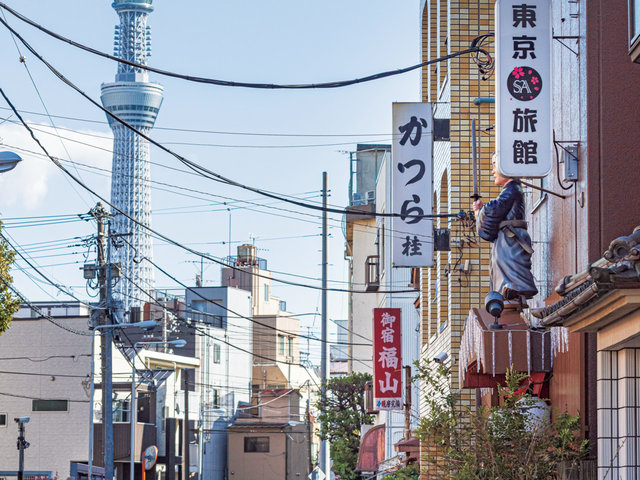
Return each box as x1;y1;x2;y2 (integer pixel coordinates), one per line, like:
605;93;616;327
0;151;22;173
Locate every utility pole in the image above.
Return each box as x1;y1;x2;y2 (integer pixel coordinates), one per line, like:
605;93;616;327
91;203;115;480
319;172;330;478
183;368;191;480
15;417;29;480
404;366;412;440
306;392;313;475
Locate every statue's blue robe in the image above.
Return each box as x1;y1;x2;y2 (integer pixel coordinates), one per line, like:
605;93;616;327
476;180;538;299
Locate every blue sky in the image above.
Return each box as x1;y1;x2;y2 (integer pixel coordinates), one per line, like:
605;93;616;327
0;0;421;360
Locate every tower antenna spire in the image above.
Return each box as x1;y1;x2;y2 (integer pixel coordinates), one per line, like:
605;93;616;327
101;0;163;313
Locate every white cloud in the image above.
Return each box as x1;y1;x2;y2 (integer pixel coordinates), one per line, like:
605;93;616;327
0;121;113;210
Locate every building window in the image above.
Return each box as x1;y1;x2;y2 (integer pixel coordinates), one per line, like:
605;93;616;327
244;436;269;452
31;400;68;412
213;343;221;364
112;399;130;423
264;284;269;302
0;413;6;427
631;0;640;61
212;389;220;409
278;335;286;355
631;0;640;45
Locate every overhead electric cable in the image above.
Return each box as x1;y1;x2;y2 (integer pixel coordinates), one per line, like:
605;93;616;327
119;262;372;347
0;277;91;336
0;106;395;136
0;2;490;90
0;14;465;221
1;86;424;294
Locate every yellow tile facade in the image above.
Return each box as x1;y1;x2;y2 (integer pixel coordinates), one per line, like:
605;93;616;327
419;1;500;477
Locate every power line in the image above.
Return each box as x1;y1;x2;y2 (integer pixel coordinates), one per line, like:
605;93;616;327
0;112;391;149
0;14;464;221
0;277;92;336
0;353;91;362
0;2;491;90
1;88;423;294
0;105;392;137
0;8;94;209
0;390;89;403
1;140;443;241
118;260;372;347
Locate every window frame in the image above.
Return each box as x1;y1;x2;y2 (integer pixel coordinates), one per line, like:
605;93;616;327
112;399;130;423
31;399;69;413
244;436;270;453
0;412;7;427
630;0;640;61
213;343;221;364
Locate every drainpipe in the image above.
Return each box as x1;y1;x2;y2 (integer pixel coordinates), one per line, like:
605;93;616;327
285;432;289;480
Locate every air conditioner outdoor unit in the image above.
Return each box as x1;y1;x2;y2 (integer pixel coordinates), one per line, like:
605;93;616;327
351;192;364;206
365;190;375;203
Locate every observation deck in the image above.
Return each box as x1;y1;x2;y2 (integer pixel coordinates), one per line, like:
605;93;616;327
100;81;163;129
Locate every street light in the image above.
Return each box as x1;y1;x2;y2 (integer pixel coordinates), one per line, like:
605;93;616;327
89;321;159;480
130;339;186;480
0;151;22;173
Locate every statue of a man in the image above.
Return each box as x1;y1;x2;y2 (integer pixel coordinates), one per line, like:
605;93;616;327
472;153;538;300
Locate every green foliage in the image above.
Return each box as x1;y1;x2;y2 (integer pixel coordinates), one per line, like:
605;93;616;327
315;372;374;480
416;361;587;480
0;222;19;334
383;465;420;480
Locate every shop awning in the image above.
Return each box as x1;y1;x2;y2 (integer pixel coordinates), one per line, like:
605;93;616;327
355;424;385;473
459;307;564;388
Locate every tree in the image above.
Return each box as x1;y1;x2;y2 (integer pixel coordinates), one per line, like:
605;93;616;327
0;222;20;334
417;360;587;480
315;372;374;480
384;465;420;480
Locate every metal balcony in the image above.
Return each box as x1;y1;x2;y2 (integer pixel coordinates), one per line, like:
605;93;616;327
365;255;380;292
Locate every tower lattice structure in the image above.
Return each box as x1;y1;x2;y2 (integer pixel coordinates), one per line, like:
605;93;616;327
101;0;163;314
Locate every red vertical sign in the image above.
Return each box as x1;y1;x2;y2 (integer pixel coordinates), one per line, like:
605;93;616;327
373;308;402;410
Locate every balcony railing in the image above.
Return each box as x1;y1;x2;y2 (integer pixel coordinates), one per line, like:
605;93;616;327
365;255;380;292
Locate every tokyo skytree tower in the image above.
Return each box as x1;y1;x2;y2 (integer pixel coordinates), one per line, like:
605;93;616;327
101;0;163;313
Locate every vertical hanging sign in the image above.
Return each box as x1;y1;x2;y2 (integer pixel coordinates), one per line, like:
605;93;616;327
496;0;552;178
373;308;402;410
392;103;434;267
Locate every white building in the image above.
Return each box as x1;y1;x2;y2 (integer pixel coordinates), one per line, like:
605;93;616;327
0;302;93;480
184;286;253;480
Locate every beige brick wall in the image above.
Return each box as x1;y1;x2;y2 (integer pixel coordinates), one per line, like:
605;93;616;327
419;1;499;477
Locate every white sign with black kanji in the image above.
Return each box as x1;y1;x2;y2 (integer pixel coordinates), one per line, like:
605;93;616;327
391;103;434;267
496;0;552;178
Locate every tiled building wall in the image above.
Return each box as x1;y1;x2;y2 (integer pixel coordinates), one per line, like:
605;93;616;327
419;0;499;477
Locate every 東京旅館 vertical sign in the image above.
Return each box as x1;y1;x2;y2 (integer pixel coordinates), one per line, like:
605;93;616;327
373;308;402;410
391;103;434;267
496;0;552;178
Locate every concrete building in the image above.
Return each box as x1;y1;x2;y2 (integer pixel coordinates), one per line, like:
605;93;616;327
329;319;349;377
374;150;421;464
92;327;200;480
419;0;640;478
343;144;422;473
0;302;93;480
227;389;311;480
221;245;318;396
343;145;390;375
184;286;253;480
513;0;640;477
